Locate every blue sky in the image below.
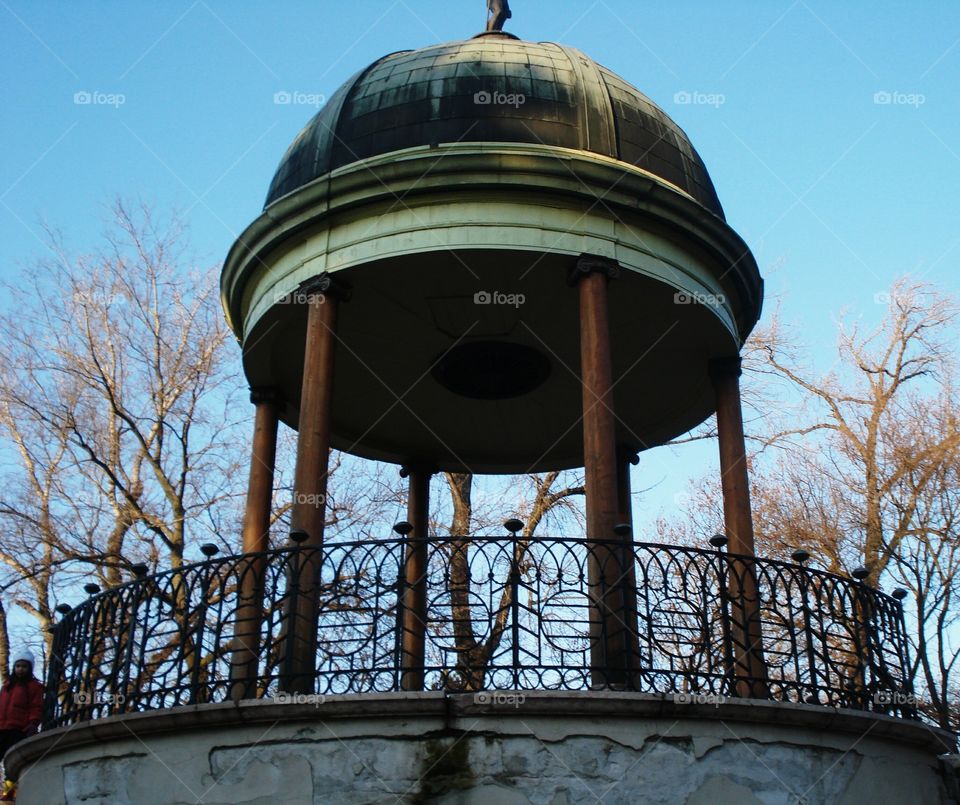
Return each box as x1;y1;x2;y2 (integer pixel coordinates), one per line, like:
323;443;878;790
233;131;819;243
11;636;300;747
2;0;958;532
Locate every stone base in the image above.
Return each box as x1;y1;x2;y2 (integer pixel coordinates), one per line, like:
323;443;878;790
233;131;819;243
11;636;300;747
8;693;958;804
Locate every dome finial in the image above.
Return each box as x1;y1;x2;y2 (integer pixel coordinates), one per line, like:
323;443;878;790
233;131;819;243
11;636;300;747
486;0;512;32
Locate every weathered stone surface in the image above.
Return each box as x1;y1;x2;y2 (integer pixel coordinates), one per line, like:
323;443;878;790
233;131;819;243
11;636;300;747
38;732;952;805
427;783;532;804
12;694;955;804
687;776;764;805
63;754;146;805
691;735;724;758
205;750;314;803
836;755;943;805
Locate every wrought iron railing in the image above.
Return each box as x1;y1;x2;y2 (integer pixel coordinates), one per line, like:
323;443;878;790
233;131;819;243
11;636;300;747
44;535;915;728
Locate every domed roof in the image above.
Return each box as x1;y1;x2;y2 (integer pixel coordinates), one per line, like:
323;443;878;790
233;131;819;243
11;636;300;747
265;34;724;217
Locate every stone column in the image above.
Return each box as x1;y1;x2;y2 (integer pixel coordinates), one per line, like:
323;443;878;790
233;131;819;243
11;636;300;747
230;388;280;700
282;273;347;694
399;466;432;691
710;356;767;697
616;446;641;688
572;255;630;688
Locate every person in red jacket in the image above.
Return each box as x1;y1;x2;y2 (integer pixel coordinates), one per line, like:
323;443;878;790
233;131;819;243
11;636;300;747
0;650;43;759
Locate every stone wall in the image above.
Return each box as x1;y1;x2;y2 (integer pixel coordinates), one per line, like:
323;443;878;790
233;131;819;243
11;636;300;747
8;693;957;805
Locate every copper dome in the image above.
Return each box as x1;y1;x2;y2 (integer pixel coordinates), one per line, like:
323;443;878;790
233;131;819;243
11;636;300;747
265;35;724;217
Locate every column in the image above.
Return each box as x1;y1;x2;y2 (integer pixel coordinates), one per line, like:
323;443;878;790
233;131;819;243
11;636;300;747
230;388;280;700
710;356;768;697
616;446;641;688
282;273;347;694
572;255;630;688
399;465;432;690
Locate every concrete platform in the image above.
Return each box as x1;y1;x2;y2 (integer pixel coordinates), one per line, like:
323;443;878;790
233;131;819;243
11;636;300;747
8;692;958;804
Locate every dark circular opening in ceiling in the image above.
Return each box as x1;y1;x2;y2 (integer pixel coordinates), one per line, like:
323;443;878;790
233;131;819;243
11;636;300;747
432;341;551;400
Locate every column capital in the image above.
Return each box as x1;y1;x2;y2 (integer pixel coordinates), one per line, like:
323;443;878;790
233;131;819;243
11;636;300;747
298;271;352;302
248;387;280;406
568;254;620;286
708;355;743;382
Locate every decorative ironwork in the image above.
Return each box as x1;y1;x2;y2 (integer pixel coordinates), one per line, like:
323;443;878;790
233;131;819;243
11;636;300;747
44;536;915;728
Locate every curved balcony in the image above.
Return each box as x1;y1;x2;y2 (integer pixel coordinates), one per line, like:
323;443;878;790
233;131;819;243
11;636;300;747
44;534;916;729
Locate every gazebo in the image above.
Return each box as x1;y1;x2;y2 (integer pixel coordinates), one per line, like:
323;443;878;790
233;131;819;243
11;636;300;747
10;12;955;805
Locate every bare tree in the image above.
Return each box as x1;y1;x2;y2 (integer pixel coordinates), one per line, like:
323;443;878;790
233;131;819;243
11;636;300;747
661;278;960;728
0;200;246;664
440;470;585;689
757;281;959;583
884;395;960;728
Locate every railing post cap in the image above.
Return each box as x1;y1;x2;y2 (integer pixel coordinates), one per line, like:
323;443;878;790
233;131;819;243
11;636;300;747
55;603;72;615
892;587;908;600
83;583;100;596
791;549;810;564
199;543;220;557
613;523;632;537
393;521;414;536
503;518;524;534
852;567;870;581
708;533;728;549
288;529;309;544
